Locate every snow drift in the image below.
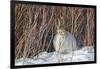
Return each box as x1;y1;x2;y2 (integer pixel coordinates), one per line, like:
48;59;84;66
15;46;94;66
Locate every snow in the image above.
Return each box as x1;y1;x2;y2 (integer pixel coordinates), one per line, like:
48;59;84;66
15;46;95;66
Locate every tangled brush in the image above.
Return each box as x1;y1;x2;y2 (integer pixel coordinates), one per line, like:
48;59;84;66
15;4;95;60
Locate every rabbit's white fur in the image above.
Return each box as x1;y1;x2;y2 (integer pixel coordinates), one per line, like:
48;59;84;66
53;28;77;54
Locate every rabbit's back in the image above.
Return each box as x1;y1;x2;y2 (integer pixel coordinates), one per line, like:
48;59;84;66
64;32;77;53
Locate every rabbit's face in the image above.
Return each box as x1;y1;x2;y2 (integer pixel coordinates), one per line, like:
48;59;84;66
57;28;66;35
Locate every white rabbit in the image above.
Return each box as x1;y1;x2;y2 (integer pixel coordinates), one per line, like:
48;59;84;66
53;27;77;54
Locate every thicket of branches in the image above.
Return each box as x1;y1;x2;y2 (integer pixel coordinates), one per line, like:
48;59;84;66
15;4;95;60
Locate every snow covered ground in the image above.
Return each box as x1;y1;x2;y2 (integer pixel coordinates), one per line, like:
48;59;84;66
15;46;95;66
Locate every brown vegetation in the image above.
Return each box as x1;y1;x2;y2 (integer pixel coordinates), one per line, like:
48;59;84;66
14;4;95;60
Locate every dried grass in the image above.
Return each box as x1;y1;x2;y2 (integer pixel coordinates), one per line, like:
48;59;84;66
14;4;95;60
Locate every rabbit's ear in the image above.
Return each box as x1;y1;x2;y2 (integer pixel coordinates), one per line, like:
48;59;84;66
58;18;61;27
60;16;64;27
55;18;60;30
57;26;59;30
54;19;59;31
